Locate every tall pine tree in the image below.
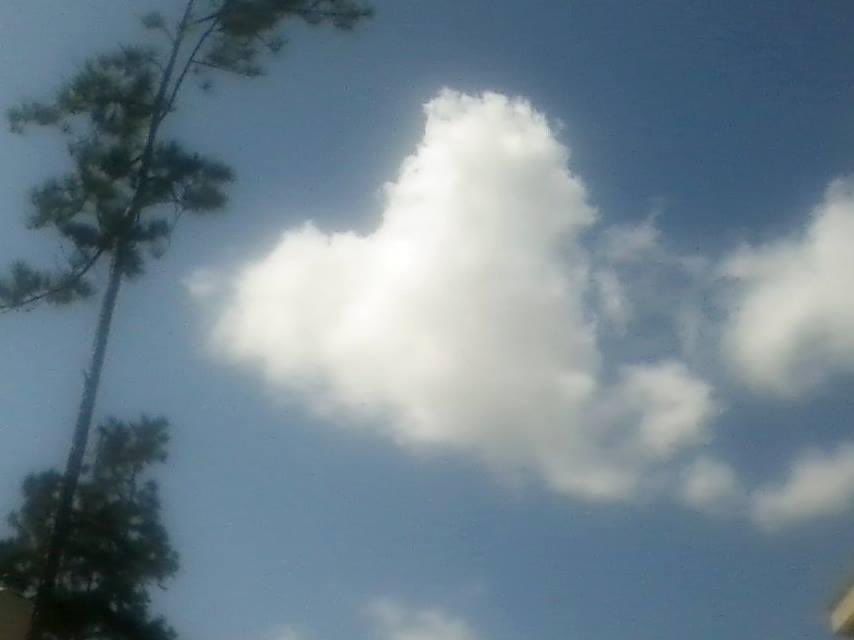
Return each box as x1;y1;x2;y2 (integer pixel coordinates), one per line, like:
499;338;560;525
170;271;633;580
0;2;372;637
0;417;179;640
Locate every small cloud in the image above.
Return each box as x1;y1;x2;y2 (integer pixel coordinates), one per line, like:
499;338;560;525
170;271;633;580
680;457;743;514
594;269;631;333
268;628;305;640
368;599;479;640
600;217;660;264
721;179;854;396
614;361;716;459
183;267;222;300
751;442;854;530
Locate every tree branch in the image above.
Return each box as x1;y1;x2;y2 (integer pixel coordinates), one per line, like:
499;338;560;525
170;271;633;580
124;0;196;232
165;16;221;113
189;58;257;76
191;0;370;27
0;249;104;313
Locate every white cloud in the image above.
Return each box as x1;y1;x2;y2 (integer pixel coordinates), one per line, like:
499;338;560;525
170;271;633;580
183;267;224;300
722;179;854;396
206;90;715;504
600;217;660;264
594;269;630;333
369;600;479;640
592;216;714;360
680;457;743;513
263;601;479;640
751;443;854;530
267;628;306;640
615;362;715;458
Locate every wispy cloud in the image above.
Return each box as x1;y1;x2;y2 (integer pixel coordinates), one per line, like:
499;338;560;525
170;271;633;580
679;457;743;514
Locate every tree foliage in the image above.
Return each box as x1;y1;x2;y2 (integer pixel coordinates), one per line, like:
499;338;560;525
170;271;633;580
0;417;179;640
0;0;373;310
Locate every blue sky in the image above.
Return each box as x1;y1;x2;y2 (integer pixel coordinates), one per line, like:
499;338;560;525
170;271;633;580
3;2;854;639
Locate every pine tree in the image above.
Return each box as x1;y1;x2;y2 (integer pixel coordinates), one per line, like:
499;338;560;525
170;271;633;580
0;417;179;640
0;2;372;637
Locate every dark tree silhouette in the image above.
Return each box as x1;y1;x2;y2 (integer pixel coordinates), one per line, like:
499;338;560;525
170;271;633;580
0;2;372;638
0;417;179;640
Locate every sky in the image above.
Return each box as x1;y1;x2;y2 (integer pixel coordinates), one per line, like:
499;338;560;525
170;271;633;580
2;1;854;639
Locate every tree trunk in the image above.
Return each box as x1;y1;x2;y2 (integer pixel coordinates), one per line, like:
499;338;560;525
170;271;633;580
27;248;124;640
26;5;197;637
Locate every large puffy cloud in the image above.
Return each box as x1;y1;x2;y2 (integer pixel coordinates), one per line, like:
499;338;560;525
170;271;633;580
751;443;854;530
208;90;715;503
722;180;854;396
